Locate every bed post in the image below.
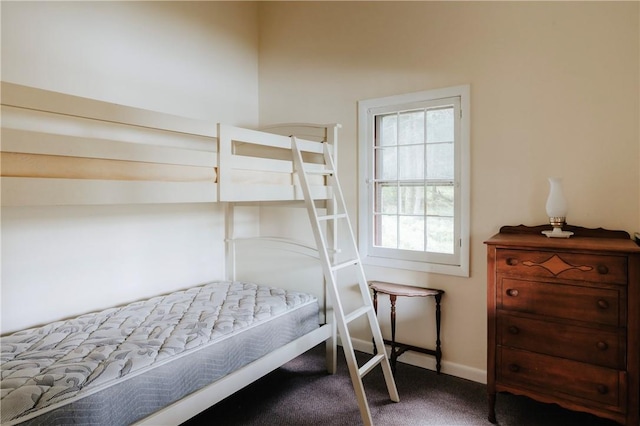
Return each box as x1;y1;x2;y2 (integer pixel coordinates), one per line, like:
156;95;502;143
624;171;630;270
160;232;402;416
220;121;235;282
225;203;236;281
324;124;340;375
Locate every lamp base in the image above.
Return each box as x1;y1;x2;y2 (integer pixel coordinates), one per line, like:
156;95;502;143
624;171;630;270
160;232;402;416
542;228;574;238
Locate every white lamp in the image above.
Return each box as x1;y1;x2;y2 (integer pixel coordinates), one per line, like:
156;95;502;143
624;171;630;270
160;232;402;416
542;177;573;238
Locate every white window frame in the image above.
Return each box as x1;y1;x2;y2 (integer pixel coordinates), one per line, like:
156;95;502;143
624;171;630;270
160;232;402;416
358;85;470;277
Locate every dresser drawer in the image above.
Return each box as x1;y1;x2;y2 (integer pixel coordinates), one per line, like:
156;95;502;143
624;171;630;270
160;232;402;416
497;314;626;369
497;347;625;409
496;249;627;285
499;278;624;326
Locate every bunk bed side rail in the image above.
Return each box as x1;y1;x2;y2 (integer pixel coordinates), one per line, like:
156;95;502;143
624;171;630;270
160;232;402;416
1;82;217;138
0;83;340;206
1;82;218;206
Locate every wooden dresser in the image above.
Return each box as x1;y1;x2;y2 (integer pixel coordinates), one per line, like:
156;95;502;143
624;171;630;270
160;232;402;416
485;225;640;425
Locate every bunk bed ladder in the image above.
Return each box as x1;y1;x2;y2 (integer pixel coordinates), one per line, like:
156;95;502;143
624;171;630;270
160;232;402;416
291;137;399;426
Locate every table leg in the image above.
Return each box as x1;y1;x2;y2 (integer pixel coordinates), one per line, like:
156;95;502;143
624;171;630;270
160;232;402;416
435;292;442;374
390;294;397;374
372;289;378;355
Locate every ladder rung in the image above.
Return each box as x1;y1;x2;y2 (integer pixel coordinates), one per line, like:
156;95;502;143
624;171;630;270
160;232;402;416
305;169;334;175
331;259;359;272
359;353;386;378
317;213;347;221
344;305;372;324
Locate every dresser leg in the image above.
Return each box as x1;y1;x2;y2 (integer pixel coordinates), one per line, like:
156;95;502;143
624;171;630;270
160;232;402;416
488;392;496;423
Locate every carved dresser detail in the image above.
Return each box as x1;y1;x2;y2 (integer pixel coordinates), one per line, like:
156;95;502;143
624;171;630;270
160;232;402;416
485;225;640;425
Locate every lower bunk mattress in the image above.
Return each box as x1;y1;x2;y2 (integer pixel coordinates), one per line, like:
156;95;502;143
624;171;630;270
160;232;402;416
1;281;320;425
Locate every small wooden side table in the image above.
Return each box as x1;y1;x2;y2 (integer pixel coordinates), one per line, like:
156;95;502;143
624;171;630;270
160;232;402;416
368;281;444;374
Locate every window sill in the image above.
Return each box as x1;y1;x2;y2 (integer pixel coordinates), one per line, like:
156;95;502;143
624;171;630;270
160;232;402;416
361;254;469;277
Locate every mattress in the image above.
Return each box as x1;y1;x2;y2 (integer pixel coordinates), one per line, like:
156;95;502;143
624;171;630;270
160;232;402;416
1;281;319;425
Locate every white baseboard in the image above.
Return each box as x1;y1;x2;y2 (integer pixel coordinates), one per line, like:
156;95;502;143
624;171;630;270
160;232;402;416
348;337;487;385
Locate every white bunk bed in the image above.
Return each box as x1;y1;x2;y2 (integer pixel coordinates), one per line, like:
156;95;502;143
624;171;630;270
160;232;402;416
0;83;337;206
0;82;341;425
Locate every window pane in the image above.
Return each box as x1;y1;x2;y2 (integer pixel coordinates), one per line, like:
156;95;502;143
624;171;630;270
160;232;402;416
427;107;454;143
426;142;454;180
398;145;424;180
426;185;454;217
399;215;424;251
426;216;454;254
379;114;397;146
399;185;424;215
376;184;397;214
376;214;397;248
375;147;397;180
398;111;424;146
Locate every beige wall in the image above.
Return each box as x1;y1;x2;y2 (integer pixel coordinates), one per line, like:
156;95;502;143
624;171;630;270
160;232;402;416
1;1;260;333
258;1;640;380
1;1;259;124
1;0;638;382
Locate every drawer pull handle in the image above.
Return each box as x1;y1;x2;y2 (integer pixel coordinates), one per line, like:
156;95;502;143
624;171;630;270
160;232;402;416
508;326;519;335
596;384;608;395
597;265;609;275
506;289;519;297
597;299;609;309
506;258;518;266
596;341;608;351
508;364;520;373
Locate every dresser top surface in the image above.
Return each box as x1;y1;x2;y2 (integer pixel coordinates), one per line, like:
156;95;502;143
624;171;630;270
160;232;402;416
485;231;640;253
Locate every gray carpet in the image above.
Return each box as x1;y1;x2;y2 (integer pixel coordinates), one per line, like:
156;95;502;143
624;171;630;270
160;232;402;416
182;344;620;425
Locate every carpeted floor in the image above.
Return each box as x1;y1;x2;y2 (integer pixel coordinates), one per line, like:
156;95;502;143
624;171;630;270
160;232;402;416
183;344;621;425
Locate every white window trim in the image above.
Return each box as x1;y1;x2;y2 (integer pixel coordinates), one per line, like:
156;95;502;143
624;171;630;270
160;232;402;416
358;85;470;277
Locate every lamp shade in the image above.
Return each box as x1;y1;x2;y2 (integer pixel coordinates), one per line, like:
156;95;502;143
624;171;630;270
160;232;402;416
545;177;568;218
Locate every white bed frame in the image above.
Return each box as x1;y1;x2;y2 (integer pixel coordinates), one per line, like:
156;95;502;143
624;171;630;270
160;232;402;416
0;82;339;425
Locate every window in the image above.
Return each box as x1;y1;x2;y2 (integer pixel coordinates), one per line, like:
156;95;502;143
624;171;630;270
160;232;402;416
358;86;470;276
